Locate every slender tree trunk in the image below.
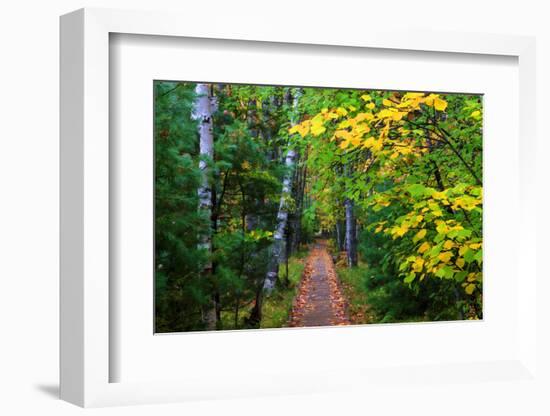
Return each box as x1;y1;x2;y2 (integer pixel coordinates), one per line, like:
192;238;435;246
291;151;308;254
336;219;345;252
452;284;465;320
234;298;240;328
193;83;217;329
244;100;259;232
263;88;302;292
287;157;300;257
345;198;358;267
284;226;292;287
343;161;358;268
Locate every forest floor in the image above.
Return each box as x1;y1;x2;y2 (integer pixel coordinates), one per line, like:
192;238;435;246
289;240;351;327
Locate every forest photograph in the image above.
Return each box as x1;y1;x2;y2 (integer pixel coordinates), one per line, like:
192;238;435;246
154;81;483;333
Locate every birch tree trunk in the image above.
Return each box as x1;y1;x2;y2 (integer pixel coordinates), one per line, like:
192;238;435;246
263;88;302;292
193;83;217;329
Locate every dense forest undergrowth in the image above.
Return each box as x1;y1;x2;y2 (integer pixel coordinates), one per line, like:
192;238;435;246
155;81;483;332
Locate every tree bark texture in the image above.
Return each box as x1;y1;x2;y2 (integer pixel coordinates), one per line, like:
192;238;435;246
193;83;217;329
345;198;358;267
263;88;302;292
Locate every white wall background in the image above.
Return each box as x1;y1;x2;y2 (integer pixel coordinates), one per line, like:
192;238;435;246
1;1;548;415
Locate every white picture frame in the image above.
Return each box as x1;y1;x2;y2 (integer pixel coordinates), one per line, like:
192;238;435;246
60;7;540;409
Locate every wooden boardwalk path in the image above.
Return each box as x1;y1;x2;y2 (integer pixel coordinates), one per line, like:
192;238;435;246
289;241;350;327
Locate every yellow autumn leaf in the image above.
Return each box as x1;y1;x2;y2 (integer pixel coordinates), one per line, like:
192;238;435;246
338;120;351;129
360;94;372;102
397;146;412;156
312;112;325;123
412;257;424;272
434;97;448;111
438;251;453;263
362;136;375;149
418;242;430;253
456;258;465;268
289;120;310;137
443;240;455;250
355;113;373;122
393;224;409;237
392;111;405;121
350;136;362;147
414;229;427;241
355;123;371;135
300;124;311;137
431;191;447;201
339;139;352;150
377;109;395;119
465;283;476;295
381;122;390;138
366;102;375;110
424;95;435;106
336;107;348;116
335;130;352;140
288;125;300;135
372;138;384;152
403;92;425;99
310;124;326;136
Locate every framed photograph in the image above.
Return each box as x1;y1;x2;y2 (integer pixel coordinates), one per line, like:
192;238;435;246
151;80;484;335
60;7;541;409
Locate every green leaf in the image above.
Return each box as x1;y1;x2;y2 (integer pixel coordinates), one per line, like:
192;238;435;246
456;229;473;239
404;273;416;283
436;222;447;235
474;249;483;265
464;248;476;263
429;243;443;258
436;265;454;279
434;233;445;243
406;184;427;198
454;271;468;282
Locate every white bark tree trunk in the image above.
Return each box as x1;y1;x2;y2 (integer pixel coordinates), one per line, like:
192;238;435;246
193;83;217;329
263;88;302;292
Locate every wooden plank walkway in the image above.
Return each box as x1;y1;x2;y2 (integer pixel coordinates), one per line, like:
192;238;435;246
289;241;350;327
